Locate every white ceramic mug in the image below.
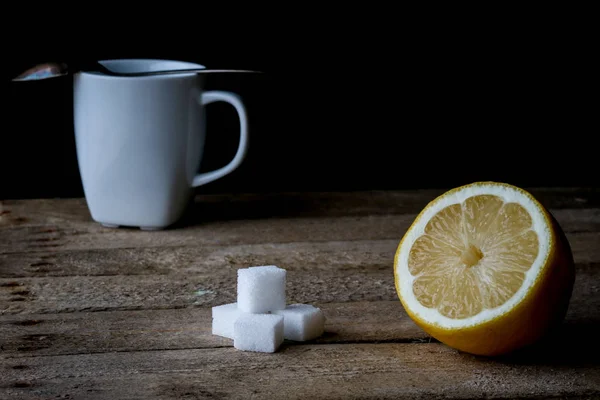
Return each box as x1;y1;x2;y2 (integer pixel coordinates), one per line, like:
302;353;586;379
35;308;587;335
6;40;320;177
73;59;249;230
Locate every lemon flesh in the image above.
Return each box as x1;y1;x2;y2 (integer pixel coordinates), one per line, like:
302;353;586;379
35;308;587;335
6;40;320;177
394;182;575;356
410;195;540;319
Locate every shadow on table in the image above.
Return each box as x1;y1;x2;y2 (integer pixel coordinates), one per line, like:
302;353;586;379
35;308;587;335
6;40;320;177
168;196;306;229
172;192;396;228
461;321;600;367
171;189;440;229
193;194;321;222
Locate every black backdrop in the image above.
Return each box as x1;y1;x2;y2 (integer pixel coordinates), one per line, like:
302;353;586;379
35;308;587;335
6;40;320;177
1;15;596;200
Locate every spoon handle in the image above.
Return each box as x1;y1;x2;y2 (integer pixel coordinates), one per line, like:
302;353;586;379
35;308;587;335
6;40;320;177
111;69;261;77
12;61;261;82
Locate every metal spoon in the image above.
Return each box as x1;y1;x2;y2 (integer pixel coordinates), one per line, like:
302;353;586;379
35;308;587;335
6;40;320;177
12;61;260;81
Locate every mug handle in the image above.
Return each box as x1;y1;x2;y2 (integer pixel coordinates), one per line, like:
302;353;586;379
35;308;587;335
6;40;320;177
192;90;249;187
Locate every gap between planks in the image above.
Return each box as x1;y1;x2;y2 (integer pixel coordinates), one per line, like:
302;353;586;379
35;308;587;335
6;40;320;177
1;342;599;400
0;265;598;358
0;259;597;316
1;229;598;279
0;301;426;358
1;208;598;255
1;187;599;222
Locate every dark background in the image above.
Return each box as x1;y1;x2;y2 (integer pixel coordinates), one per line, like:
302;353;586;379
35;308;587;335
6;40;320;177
1;14;596;200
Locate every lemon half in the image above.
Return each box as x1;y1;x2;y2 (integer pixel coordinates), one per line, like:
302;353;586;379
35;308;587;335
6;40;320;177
394;182;575;356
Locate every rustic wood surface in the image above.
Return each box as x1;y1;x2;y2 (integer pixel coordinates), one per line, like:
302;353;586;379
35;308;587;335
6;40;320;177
1;188;599;399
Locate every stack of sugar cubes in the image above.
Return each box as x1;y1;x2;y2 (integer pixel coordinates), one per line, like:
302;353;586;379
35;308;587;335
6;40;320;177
212;265;326;353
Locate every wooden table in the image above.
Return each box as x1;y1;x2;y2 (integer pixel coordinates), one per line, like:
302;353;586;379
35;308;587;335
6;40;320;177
1;188;599;399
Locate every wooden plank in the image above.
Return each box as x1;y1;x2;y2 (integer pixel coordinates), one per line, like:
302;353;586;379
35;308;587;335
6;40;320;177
1;230;596;358
0;238;597;315
0;269;390;315
1;206;598;254
1;269;598;358
1;342;598;399
2;188;599;227
0;190;598;399
191;187;600;214
0;213;417;254
1;225;599;279
0;238;396;278
0;301;425;358
0;214;411;254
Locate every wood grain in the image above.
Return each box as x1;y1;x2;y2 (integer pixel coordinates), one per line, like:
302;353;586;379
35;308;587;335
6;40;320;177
1;189;599;399
0;261;597;360
1;280;598;359
0;239;397;278
0;301;426;358
0;234;597;315
1;187;599;226
1;188;598;246
1;243;597;360
2;343;598;399
1;206;598;254
0;213;422;253
2;226;598;279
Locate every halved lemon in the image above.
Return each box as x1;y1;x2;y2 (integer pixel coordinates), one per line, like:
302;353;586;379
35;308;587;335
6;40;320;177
394;182;575;356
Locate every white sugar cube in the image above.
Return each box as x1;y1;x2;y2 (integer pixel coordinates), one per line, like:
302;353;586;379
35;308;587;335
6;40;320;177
274;304;325;341
237;265;286;313
212;302;244;339
233;313;284;353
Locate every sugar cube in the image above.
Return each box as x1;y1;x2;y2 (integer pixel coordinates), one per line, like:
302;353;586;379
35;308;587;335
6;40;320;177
237;265;286;313
274;304;325;341
234;313;284;353
212;302;244;339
